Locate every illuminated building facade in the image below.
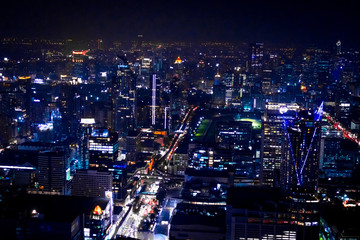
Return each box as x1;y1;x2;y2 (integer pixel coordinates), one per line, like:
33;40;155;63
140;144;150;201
79;118;95;169
280;109;322;194
260;102;299;187
249;42;264;77
152;74;157;126
111;59;136;135
216;121;252;150
72;50;89;63
88;128;126;199
88;128;119;170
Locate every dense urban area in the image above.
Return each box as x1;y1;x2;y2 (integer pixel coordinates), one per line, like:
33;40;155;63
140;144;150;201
0;37;360;240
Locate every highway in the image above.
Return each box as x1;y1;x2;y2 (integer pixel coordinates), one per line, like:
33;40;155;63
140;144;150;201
325;111;360;147
116;107;197;239
154;106;198;174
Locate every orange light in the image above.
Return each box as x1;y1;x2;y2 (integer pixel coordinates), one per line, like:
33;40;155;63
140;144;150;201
19;76;31;80
93;205;103;215
300;85;307;90
148;157;154;171
154;131;166;136
72;50;89;55
174;56;182;64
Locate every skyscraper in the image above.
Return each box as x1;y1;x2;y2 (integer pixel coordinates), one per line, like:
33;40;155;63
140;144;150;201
111;57;136;135
280;105;322;194
336;40;341;55
152;74;157;126
260;102;299;187
71;170;112;198
88;128;119;170
249;43;264;77
38;150;67;194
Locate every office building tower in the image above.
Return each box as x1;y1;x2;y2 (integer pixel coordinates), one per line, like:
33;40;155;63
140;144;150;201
152;74;157;126
79;118;95;169
280;106;322;194
170;76;188;132
249;43;264;77
260;102;299;187
111;58;136;135
71;170;112;198
335;100;351;126
126;130;140;165
262;69;273;95
213;83;226;107
88;128;119;170
38;151;67;194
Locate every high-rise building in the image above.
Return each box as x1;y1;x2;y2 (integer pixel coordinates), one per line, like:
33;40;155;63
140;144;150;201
71;170;112;198
249;43;264;76
38;150;67;194
111;58;136;135
280;107;322;194
213;83;226;107
336;40;341;55
226;186;319;240
152;74;157;126
79;118;96;169
260;102;299;187
88;128;119;170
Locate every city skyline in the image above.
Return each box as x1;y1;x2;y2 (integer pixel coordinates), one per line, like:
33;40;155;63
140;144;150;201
1;1;360;239
1;0;360;47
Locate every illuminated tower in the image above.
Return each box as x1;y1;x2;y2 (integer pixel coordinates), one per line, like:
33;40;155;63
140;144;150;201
111;57;136;135
280;102;323;194
336;40;341;55
88;128;119;171
260;102;299;187
97;39;104;51
249;42;264;76
174;56;184;79
152;74;157;126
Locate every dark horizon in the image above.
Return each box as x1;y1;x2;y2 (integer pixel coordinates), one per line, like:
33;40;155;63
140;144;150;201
1;0;360;48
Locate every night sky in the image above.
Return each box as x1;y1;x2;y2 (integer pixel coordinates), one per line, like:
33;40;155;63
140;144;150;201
1;0;360;47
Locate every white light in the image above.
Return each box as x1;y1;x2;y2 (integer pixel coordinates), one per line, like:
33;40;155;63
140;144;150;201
279;106;288;114
0;165;35;170
38;123;53;131
152;74;156;125
80;118;95;124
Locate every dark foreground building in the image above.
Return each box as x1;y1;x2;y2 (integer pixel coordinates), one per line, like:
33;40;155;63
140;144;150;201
0;194;111;240
226;186;319;240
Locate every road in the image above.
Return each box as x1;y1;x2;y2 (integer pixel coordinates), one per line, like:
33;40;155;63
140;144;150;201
116;107;197;239
116;180;160;239
154;106;198;174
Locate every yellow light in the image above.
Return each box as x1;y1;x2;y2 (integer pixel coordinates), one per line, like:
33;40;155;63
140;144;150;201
93;205;103;215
